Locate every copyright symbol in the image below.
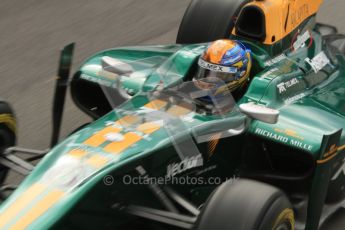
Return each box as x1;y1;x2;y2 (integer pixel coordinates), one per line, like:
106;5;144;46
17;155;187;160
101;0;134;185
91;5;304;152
103;175;114;186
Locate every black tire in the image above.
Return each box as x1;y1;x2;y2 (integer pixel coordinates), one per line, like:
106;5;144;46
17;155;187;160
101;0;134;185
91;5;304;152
195;179;295;230
176;0;251;44
0;100;16;184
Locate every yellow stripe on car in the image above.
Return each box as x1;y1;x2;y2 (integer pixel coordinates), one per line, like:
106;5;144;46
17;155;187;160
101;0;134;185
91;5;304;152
144;99;167;110
84;115;141;148
84;126;122;147
68;149;88;158
103;132;142;154
137;122;162;134
86;155;109;168
0;100;170;229
116;115;140;127
85;100;169;153
0;184;46;229
9;189;64;230
167;105;191;116
103;121;163;154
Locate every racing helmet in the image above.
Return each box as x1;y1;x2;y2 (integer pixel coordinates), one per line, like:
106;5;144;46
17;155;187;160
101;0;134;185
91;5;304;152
194;39;252;97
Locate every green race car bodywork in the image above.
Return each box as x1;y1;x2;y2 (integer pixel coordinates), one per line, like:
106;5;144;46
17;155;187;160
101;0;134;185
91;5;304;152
1;9;345;230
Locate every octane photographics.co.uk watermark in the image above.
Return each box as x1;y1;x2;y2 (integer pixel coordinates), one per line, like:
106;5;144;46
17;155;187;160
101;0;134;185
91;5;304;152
103;174;238;186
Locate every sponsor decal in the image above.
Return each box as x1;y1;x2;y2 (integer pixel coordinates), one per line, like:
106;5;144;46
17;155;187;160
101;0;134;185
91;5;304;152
284;93;306;104
305;51;331;73
255;128;313;151
277;78;300;94
274;128;304;140
292;30;311;51
167;155;203;178
264;54;286;67
260;67;280;79
261;62;295;80
290;4;309;27
198;59;237;73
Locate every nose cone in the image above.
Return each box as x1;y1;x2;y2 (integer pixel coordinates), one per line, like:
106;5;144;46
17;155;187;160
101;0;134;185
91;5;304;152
0;94;198;230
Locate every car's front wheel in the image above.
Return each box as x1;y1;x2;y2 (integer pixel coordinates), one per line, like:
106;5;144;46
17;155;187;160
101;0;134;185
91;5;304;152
195;179;295;230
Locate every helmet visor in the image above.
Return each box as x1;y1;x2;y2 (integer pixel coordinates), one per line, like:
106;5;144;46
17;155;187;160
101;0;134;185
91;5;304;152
195;59;239;84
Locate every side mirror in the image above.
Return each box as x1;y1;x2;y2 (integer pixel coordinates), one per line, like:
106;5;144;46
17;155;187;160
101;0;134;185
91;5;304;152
101;56;133;75
239;103;279;124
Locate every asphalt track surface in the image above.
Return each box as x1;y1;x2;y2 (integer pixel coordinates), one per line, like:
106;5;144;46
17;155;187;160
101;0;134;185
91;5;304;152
0;0;344;229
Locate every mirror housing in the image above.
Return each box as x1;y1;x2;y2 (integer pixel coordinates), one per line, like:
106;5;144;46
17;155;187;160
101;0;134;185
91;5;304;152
239;103;279;124
101;56;134;75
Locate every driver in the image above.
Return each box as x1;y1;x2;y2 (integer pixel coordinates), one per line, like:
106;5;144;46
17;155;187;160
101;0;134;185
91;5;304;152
193;39;252;103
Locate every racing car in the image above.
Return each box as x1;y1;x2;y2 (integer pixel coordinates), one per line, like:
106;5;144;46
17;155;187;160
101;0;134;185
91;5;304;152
0;0;345;229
